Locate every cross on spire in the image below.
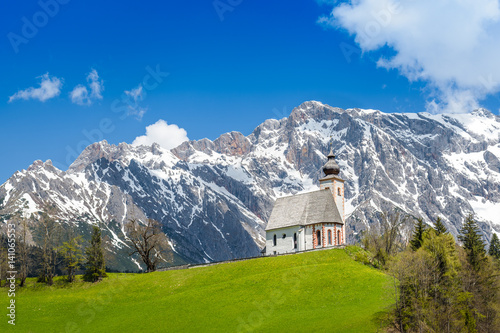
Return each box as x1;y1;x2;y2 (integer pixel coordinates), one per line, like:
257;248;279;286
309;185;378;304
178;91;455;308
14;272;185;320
328;135;335;158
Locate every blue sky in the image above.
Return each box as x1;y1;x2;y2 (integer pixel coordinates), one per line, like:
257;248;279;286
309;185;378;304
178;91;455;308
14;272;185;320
1;0;500;184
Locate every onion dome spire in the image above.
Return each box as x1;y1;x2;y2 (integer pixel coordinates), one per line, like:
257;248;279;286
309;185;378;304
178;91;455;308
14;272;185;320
323;148;340;176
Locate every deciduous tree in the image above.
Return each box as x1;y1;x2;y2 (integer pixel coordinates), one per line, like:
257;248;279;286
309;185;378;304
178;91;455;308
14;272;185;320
35;210;61;285
0;242;9;287
125;218;171;272
17;216;30;287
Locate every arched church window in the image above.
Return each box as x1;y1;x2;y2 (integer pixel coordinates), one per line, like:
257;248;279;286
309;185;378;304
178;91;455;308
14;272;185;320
282;234;286;239
328;230;332;245
316;230;321;247
273;234;277;246
338;187;341;196
294;233;297;249
337;230;341;245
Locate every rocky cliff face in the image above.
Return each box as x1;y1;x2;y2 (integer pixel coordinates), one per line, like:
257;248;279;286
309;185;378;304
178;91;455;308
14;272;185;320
1;101;499;269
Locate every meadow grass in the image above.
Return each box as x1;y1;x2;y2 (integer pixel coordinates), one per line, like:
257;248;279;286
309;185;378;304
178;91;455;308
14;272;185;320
1;248;393;332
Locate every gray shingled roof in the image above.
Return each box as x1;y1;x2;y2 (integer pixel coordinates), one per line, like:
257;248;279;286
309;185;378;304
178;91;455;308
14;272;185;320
265;190;343;231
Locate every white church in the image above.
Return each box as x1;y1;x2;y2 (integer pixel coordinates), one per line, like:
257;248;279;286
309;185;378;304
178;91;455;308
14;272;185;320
265;149;345;255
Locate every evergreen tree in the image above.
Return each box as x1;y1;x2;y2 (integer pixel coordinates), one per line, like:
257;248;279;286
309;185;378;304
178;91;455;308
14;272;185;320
59;236;84;282
410;218;426;251
83;226;107;282
488;233;500;260
458;214;486;271
433;216;447;235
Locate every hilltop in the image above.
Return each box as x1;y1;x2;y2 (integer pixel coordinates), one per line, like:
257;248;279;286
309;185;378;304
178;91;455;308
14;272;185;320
1;248;392;332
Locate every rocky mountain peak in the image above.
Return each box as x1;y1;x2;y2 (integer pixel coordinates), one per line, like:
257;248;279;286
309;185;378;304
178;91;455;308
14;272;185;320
172;132;252;160
471;108;496;119
151;142;162;155
213;131;251;156
26;159;57;173
27;160;45;171
288;101;344;127
68;140;134;173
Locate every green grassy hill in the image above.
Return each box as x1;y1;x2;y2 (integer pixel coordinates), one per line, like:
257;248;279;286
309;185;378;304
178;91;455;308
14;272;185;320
2;248;392;332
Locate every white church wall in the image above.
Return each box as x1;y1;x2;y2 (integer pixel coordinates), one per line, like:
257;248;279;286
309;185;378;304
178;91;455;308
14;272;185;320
304;223;345;250
265;223;345;255
323;223;345;246
305;225;314;250
334;181;344;223
298;227;305;252
265;226;301;255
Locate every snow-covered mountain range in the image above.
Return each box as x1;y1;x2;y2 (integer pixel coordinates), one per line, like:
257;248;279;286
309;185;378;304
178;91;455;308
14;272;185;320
1;101;499;270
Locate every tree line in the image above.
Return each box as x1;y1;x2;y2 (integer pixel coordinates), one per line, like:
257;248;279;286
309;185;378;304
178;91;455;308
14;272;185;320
0;208;172;287
359;211;500;332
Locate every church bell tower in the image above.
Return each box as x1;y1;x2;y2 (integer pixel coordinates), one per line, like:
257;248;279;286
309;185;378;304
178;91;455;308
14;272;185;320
319;149;345;225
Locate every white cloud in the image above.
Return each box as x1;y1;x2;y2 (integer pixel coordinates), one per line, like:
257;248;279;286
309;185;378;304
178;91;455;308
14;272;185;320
70;85;90;106
125;85;144;102
70;69;104;106
128;107;147;121
9;73;62;103
321;0;500;113
132;119;189;150
124;85;147;120
87;69;103;100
